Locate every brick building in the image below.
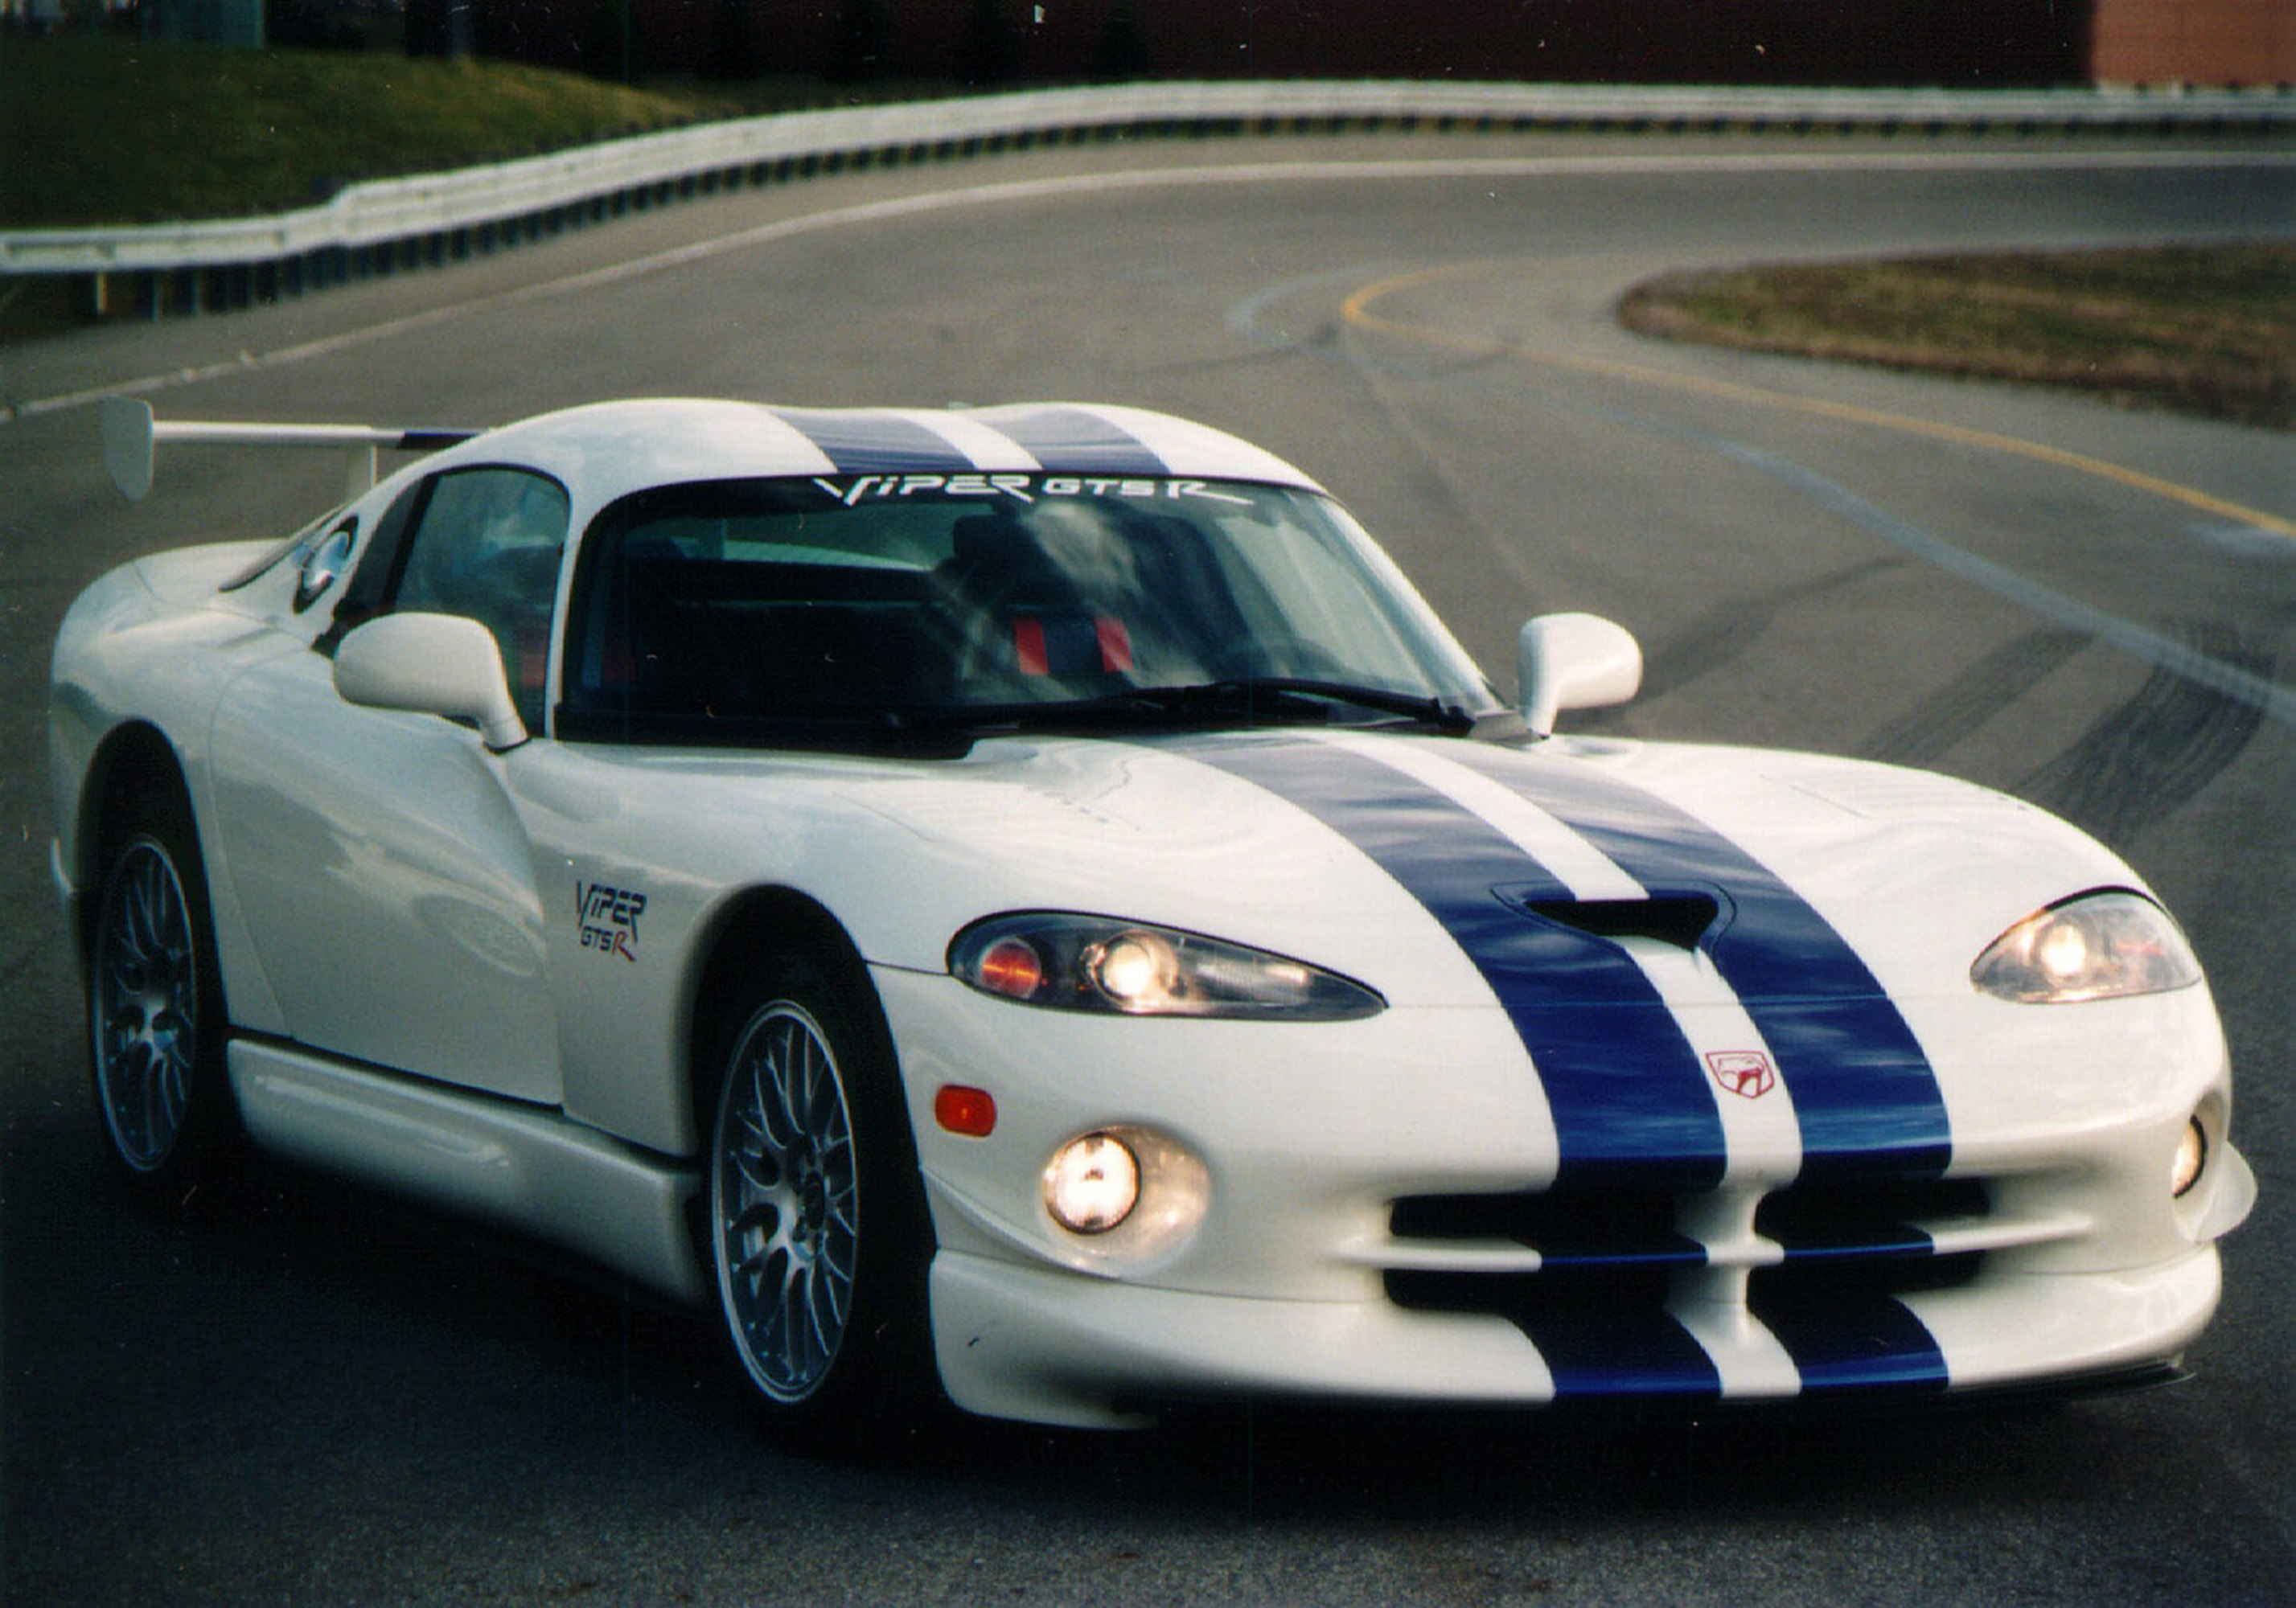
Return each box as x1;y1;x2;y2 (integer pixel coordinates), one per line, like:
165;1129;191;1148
2090;0;2294;86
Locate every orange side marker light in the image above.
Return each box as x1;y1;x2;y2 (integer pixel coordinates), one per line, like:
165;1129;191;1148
935;1085;998;1138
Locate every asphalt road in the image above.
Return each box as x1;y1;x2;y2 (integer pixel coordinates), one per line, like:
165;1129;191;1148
3;133;2292;1606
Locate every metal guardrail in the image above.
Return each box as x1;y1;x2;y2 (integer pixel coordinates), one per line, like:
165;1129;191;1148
5;80;2290;317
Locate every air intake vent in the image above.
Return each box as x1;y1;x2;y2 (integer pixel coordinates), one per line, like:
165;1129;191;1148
1518;895;1720;951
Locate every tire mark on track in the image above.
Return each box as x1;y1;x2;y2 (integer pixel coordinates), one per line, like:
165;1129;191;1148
1858;627;2092;768
1702;437;2296;732
1342;260;2296;543
1637;555;1907;704
1234;268;2296;732
2021;621;2273;843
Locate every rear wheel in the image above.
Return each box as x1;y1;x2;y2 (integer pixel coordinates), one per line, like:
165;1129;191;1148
704;952;939;1444
88;786;234;1204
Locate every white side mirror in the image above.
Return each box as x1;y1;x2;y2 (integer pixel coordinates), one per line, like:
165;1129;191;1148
1518;613;1642;736
335;613;528;751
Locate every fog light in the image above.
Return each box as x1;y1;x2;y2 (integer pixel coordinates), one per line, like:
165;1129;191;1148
1043;1132;1140;1234
2172;1118;2207;1199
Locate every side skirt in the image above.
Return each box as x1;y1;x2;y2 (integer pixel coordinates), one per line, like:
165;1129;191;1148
228;1039;708;1304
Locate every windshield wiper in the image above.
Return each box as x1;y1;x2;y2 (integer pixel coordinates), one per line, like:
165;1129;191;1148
1164;679;1479;733
897;679;1480;736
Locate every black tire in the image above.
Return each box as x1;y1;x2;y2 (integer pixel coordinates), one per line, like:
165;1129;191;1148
86;781;236;1206
702;950;941;1447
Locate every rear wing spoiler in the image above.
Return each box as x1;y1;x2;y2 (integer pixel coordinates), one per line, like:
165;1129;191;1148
101;396;479;503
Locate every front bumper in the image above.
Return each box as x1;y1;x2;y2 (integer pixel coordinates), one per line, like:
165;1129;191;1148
929;1243;2228;1428
873;966;2249;1429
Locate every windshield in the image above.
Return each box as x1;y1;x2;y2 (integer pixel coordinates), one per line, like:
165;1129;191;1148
558;474;1496;744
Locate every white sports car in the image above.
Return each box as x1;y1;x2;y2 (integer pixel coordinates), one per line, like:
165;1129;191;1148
51;396;2253;1435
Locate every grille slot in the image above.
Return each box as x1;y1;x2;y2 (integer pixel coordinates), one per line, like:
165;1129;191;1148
1755;1175;1990;1261
1390;1188;1698;1271
1384;1175;1997;1386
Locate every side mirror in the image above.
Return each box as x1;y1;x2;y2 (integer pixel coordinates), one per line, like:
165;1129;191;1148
334;613;528;751
1518;613;1641;736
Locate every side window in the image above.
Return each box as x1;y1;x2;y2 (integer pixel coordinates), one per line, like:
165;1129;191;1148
389;468;570;728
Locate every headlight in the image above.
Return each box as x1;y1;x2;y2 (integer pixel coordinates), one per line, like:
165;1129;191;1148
1971;890;2201;1004
950;913;1385;1019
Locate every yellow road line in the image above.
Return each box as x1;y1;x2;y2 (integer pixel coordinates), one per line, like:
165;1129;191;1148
1340;262;2296;539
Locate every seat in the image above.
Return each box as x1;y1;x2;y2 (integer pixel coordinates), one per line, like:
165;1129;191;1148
940;513;1131;682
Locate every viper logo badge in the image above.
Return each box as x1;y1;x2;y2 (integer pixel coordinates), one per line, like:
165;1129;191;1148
1707;1050;1777;1100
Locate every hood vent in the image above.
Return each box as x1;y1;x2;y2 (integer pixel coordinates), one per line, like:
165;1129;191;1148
1514;894;1722;953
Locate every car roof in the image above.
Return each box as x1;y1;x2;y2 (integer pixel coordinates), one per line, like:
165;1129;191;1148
417;398;1325;510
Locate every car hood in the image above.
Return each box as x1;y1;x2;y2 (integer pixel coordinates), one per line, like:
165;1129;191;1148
823;727;2140;1012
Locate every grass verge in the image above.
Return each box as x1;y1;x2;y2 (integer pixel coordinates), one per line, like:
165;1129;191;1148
1619;244;2296;429
0;35;894;229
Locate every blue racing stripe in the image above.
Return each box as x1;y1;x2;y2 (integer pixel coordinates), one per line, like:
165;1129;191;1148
1181;737;1727;1189
769;408;973;474
1750;1291;1950;1393
1456;751;1953;1182
984;406;1169;476
1752;1195;1953;1388
1518;1306;1723;1400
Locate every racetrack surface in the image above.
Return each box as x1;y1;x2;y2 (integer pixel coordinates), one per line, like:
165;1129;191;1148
2;133;2291;1606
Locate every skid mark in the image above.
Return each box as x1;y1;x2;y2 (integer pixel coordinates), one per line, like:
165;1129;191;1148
2021;622;2274;843
1639;556;1908;704
1341;260;2296;542
1859;628;2093;768
1234;262;2296;732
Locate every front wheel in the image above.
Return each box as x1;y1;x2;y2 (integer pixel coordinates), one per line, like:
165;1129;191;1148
87;787;235;1204
705;954;939;1443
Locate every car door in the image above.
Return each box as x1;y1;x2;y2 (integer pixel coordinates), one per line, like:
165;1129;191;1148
205;466;569;1104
